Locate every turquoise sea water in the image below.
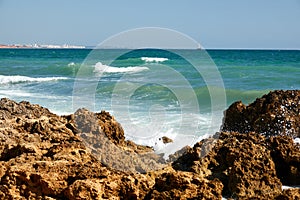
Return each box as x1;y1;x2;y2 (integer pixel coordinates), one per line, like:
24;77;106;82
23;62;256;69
0;49;299;154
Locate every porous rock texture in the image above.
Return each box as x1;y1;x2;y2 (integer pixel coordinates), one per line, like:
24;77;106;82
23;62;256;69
0;98;222;199
222;90;300;137
0;90;299;199
173;132;285;199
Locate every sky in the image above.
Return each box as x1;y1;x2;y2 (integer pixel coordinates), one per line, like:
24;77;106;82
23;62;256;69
0;0;300;49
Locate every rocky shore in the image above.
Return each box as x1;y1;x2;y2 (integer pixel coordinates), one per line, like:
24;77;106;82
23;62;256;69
0;90;299;199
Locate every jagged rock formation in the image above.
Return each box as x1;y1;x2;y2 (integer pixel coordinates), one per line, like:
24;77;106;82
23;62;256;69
222;90;300;137
0;90;299;199
276;188;300;200
173;132;287;199
267;136;300;186
74;108;166;173
0;98;220;199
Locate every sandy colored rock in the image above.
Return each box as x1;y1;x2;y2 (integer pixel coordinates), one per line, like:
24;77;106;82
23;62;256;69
74;108;166;173
276;188;300;200
148;169;223;200
268;136;300;185
0;90;300;199
0;98;217;199
173;132;283;199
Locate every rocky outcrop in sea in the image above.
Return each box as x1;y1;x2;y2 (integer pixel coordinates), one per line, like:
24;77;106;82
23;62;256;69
0;90;299;199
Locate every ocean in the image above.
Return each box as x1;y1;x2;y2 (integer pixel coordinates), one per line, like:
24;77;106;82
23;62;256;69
0;49;299;155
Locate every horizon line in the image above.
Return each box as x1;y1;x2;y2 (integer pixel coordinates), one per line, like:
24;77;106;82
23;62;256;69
1;45;300;51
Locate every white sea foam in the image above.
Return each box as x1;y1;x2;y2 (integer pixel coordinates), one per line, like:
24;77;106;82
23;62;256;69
294;138;300;145
0;89;32;97
0;75;68;84
67;62;76;66
94;62;149;74
120;111;216;159
141;57;168;62
282;185;300;190
0;90;72;103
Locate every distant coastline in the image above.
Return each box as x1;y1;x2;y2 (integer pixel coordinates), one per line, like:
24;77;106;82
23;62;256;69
0;43;86;49
1;44;299;51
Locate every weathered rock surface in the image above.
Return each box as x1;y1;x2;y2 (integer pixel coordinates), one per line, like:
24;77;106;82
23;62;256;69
267;136;300;186
74;108;165;173
222;90;300;137
173;90;300;199
173;132;284;199
147;170;223;200
276;188;300;200
0;90;299;199
0;98;219;199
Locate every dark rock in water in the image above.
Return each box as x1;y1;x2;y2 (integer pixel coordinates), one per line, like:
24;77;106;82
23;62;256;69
222;90;300;138
0;90;299;199
159;136;173;144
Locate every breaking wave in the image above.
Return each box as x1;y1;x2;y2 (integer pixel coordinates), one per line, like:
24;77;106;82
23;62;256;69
0;75;68;84
93;62;149;74
141;57;168;62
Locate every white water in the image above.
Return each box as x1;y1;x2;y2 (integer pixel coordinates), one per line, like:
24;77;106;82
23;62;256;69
0;75;68;84
141;57;168;62
94;62;149;74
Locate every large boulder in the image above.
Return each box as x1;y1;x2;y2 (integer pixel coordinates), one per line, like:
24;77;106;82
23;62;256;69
173;132;283;199
222;90;300;137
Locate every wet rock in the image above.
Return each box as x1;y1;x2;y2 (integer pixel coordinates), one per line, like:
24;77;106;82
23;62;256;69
160;136;173;144
222;90;300;137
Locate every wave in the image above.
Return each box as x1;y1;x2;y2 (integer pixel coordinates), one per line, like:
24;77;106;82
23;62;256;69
141;57;168;62
0;89;32;97
94;62;149;74
0;75;68;84
121;111;217;158
67;62;76;67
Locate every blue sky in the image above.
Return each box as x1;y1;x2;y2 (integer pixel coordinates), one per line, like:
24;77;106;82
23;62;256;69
0;0;300;49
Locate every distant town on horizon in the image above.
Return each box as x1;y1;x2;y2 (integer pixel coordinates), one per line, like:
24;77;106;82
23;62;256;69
0;43;86;49
1;43;300;51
